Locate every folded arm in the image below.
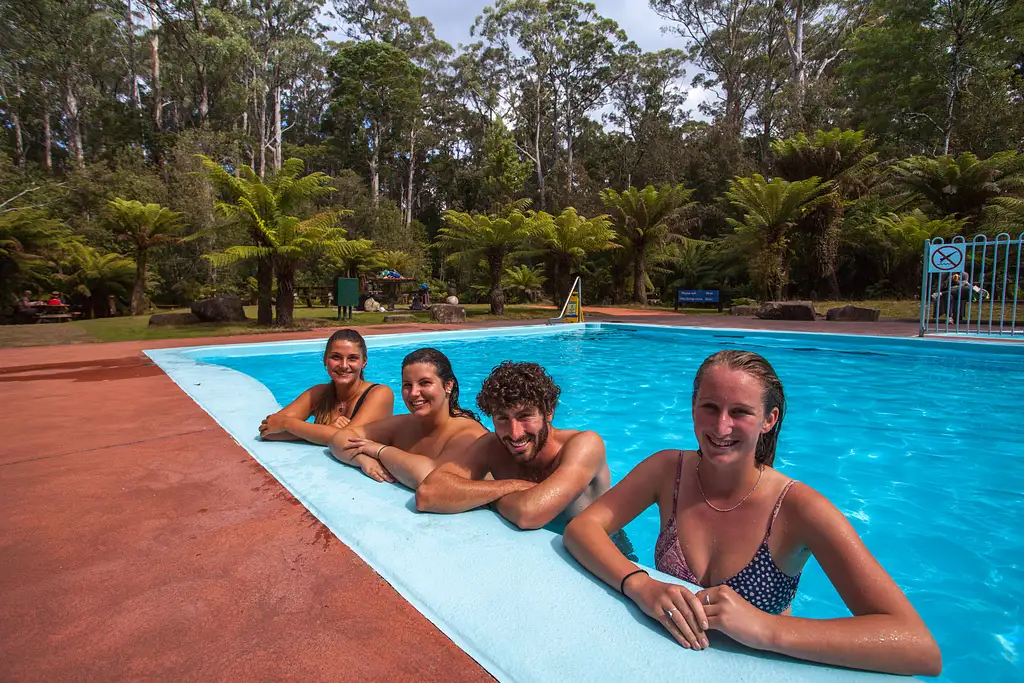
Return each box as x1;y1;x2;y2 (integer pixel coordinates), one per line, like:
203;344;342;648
416;435;534;513
494;431;606;529
259;385;340;445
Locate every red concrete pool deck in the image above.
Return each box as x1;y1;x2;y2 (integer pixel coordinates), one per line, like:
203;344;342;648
0;312;945;681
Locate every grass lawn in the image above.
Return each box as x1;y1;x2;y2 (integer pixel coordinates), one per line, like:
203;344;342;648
0;303;561;348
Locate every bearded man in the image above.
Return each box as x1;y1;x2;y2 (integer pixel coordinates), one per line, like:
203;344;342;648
415;361;611;531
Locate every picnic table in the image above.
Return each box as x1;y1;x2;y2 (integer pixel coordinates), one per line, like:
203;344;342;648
366;277;420;311
34;303;75;323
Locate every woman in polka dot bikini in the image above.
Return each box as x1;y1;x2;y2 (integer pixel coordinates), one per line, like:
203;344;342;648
564;350;941;677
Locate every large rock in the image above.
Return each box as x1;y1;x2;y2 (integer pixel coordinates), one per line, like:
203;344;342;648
430;303;466;324
756;301;816;321
826;305;880;322
190;296;247;323
149;312;201;326
445;295;459;305
729;305;758;316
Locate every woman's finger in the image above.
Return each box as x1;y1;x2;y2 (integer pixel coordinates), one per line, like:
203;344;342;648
670;594;707;648
663;603;701;650
658;611;692;649
680;589;710;633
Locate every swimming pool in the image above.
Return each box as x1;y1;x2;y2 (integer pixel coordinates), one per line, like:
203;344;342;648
150;324;1024;683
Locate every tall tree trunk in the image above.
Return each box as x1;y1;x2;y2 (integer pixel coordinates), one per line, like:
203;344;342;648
943;39;963;155
0;81;24;167
405;127;416;229
258;85;267;178
489;254;506;315
149;8;162;131
784;0;806;119
370;124;380;208
127;0;141;109
64;73;84;167
257;256;273;325
533;89;545;210
633;251;647;305
42;99;52;172
275;260;295;327
131;248;148;315
273;83;282;172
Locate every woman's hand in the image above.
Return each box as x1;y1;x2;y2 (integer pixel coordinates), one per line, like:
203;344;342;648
625;574;709;650
331;414;351;429
259;413;291;438
343;436;385;460
355;454;395;483
696;585;774;650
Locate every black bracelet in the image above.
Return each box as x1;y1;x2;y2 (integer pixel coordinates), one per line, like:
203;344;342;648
619;568;648;595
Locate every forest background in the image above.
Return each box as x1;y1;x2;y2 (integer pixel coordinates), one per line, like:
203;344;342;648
2;0;1023;327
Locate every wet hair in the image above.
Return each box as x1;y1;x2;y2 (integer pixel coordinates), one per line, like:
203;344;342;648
476;361;561;418
313;329;368;425
402;348;479;422
692;350;786;467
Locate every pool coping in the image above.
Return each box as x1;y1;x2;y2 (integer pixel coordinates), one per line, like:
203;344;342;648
143;322;930;683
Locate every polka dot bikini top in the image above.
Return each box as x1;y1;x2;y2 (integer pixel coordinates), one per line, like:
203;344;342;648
654;452;801;615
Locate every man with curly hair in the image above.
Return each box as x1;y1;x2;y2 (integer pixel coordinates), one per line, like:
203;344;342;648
415;360;612;531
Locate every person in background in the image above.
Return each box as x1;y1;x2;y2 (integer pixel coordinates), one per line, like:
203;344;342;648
45;291;63;306
329;348;488;488
563;350;940;677
259;329;394;445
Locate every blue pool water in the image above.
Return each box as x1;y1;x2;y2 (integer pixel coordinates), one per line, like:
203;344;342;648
206;325;1023;683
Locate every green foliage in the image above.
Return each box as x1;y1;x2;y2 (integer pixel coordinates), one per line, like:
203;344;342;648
887;151;1024;227
0;207;70;306
436;208;539;314
502;263;546;303
106;198;186;314
725;174;834;299
600;184;696;303
59;241;136;319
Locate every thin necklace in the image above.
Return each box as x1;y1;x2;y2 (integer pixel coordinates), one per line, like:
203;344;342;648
696;453;763;513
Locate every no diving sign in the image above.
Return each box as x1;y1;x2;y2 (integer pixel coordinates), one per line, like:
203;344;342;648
928;243;966;273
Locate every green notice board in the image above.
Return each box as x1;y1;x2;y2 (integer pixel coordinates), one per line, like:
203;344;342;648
336;278;359;307
336;277;359;320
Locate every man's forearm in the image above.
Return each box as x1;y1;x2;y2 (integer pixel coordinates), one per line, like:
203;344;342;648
494;487;561;530
416;472;534;513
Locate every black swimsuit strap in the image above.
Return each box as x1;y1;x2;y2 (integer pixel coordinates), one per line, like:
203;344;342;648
348;383;380;419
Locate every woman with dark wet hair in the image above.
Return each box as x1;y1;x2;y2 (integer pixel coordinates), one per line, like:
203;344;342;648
564;350;940;676
328;347;486;487
260;329;394;444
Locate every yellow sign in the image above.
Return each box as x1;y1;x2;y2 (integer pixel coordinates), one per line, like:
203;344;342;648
563;291;583;323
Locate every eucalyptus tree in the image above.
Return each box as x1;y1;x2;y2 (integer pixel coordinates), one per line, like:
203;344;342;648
106;197;186;314
329;40;424;208
600;184;697;304
650;0;772;136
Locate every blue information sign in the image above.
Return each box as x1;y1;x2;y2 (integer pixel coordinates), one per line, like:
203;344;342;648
676;289;719;303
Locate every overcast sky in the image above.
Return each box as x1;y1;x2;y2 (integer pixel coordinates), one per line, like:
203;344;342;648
400;0;713;119
405;0;682;53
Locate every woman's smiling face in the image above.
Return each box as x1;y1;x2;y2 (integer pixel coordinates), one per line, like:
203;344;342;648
692;365;777;465
324;340;365;386
401;362;452;417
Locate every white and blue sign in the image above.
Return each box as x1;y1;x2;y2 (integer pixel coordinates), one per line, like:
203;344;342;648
928;243;966;273
676;289;720;303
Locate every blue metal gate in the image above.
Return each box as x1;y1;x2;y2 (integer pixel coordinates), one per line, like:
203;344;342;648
920;233;1024;336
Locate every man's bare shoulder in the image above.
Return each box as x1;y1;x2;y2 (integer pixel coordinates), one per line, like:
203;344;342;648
558;429;606;457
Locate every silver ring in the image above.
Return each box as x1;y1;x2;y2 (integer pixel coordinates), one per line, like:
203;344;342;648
704;593;710;605
664;608;676;619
